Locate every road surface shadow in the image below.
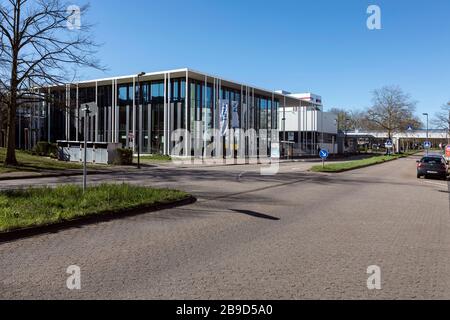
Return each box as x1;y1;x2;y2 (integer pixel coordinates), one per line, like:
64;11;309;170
231;209;280;221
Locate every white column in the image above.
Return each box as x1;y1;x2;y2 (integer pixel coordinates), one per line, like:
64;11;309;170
95;81;98;142
111;79;114;143
302;106;306;153
163;73;168;155
246;86;249;131
65;84;69;141
115;79;119;143
47;88;51;142
313;109;316;155
271;92;274;132
148;102;152;154
203;75;207;156
185;70;189;157
132;77;136;152
126;105;130;148
283;96;286;153
321;108;324;149
76;84;79;141
139;100;143;154
213;78;216;134
168;72;172;155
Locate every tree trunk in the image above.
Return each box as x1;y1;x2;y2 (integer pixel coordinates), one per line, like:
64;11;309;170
4;58;19;166
4;78;18;166
4;101;17;166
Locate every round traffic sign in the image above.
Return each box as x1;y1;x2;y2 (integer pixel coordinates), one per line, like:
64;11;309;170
319;149;329;159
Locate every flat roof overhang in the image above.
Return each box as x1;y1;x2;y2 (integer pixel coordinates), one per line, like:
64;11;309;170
45;68;315;108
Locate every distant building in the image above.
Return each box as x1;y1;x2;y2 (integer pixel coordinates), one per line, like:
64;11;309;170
289;93;323;107
346;129;450;152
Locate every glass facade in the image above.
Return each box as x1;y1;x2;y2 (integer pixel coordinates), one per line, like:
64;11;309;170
36;71;283;157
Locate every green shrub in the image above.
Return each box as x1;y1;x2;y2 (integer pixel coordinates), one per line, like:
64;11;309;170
48;143;58;159
33;141;58;158
34;141;50;156
115;148;133;165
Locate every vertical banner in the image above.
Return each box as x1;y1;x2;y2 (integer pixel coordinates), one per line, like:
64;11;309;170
231;101;240;129
271;142;280;159
220;100;229;137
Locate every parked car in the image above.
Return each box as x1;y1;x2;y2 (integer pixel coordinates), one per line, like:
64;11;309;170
417;155;449;180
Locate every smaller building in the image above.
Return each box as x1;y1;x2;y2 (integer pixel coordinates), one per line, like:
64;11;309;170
278;93;337;157
288;93;323;107
346;129;450;153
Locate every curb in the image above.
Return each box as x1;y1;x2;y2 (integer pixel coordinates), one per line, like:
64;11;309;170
310;154;417;174
0;170;113;181
0;196;197;243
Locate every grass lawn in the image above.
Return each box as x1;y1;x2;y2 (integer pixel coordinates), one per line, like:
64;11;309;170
137;154;172;162
0;184;189;232
0;148;90;174
311;153;415;173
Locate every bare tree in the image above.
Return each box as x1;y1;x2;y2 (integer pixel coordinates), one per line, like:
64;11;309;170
329;108;348;132
366;86;422;139
0;0;104;166
329;108;370;132
431;102;450;133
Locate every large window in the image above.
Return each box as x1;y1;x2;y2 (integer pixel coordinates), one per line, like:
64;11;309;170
151;82;164;100
272;100;279;130
97;85;112;142
260;98;268;130
205;84;213;131
118;84;133;106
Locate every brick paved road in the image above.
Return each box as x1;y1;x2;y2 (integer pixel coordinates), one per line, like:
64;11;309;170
1;154;449;299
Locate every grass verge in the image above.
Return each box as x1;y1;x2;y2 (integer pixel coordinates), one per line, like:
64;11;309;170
0;184;189;232
311;153;416;173
138;154;172;162
0;148;89;174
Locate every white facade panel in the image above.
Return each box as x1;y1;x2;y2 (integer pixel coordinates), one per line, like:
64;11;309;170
279;107;337;134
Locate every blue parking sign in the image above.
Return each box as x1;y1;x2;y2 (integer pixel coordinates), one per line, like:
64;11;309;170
385;140;393;148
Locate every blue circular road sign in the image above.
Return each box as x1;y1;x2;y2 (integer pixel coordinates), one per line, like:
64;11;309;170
424;141;432;149
319;149;329;159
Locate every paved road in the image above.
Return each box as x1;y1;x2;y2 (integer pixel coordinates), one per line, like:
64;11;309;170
1;154;450;299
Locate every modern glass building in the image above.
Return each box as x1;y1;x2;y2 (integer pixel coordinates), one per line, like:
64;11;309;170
13;68;316;157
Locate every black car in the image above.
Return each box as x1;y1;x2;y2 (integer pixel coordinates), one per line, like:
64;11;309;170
416;155;449;180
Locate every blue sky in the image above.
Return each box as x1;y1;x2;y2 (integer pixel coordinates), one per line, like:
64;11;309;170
80;0;449;120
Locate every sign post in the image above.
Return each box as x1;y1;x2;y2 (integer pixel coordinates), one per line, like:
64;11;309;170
424;141;431;155
319;149;329;169
385;140;393;155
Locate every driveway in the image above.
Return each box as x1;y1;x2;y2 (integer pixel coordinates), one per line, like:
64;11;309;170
1;154;449;299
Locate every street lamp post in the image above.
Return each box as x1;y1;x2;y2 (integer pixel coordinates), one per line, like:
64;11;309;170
423;112;429;155
136;72;145;169
82;104;92;193
344;117;350;153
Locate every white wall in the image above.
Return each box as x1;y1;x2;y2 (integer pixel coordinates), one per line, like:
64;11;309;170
279;107;337;134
